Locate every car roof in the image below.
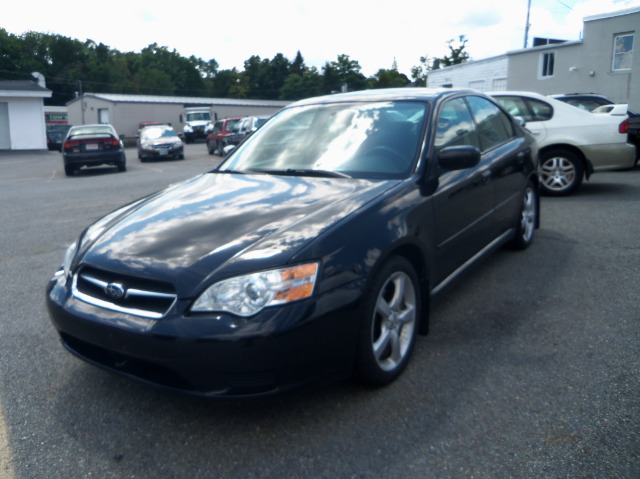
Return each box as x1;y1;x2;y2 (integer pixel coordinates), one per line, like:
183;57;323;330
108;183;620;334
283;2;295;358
288;87;480;108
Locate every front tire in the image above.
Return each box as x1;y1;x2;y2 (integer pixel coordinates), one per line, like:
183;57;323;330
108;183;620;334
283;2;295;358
539;149;583;196
355;256;420;387
509;181;538;250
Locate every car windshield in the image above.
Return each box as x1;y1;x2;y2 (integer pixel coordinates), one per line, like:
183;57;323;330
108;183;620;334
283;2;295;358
48;125;71;132
187;113;210;121
142;126;178;139
219;101;428;179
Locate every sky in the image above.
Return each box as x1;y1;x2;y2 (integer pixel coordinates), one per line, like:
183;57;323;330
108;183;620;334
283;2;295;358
2;0;640;79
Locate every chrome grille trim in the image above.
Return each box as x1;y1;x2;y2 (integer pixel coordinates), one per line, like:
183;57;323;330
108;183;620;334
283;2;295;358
72;269;177;319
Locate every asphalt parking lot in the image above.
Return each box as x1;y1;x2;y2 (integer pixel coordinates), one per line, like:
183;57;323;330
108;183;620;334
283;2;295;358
1;143;639;478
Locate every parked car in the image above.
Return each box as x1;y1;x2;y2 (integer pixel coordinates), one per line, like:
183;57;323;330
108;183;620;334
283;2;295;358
46;124;72;151
550;93;615;112
591;105;640;162
138;124;184;161
491;91;636;195
61;124;126;176
205;117;242;155
46;88;539;397
221;115;270;152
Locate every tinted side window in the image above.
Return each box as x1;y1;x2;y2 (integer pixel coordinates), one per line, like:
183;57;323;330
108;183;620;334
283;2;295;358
494;96;534;121
528;99;553;120
466;96;515;151
435;98;480;151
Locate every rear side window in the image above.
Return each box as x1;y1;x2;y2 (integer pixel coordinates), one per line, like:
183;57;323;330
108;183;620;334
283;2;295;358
466;96;515;151
494;96;553;122
528;99;553;120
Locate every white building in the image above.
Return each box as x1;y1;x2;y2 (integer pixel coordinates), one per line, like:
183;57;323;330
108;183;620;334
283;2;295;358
0;80;52;150
427;6;639;111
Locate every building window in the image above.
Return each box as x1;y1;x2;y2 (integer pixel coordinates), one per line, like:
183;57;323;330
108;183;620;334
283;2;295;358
98;108;109;124
492;78;507;91
612;33;634;71
540;52;555;77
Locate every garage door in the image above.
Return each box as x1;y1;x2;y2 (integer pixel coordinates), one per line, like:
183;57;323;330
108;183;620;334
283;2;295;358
0;103;10;149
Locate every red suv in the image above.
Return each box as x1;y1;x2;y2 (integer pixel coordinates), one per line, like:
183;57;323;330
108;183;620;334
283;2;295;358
206;117;242;156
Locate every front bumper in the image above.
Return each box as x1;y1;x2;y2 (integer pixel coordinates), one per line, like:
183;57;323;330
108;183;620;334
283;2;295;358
139;144;183;160
46;273;364;397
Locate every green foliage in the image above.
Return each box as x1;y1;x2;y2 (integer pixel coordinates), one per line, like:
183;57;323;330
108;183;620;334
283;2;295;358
0;29;471;104
410;36;470;87
369;68;410;89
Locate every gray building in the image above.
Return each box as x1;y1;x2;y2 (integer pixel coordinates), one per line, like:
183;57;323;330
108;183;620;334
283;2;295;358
427;6;639;110
0;80;52;150
66;93;290;140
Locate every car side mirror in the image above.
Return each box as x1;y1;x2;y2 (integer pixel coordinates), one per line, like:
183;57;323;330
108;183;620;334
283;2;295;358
437;146;481;171
514;117;526;128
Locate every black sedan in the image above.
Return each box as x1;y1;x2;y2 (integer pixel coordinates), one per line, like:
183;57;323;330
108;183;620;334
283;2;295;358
138;124;184;161
46;88;539;397
61;124;126;176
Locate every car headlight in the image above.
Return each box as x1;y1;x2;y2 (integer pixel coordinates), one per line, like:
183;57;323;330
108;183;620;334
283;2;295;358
62;241;77;279
184;125;193;133
191;263;318;317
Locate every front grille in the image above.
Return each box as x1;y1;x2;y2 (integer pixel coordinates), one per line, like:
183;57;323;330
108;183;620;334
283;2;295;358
72;266;177;318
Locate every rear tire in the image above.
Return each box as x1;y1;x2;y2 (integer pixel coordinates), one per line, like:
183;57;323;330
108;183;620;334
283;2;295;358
539;149;583;196
355;256;420;387
64;165;75;176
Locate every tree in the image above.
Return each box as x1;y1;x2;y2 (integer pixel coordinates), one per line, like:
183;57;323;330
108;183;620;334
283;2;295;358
437;35;470;68
411;55;432;87
280;67;322;100
411;36;470;86
322;54;367;94
369;68;410;89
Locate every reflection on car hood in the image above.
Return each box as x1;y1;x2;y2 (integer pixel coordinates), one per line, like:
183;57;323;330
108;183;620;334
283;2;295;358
77;172;398;296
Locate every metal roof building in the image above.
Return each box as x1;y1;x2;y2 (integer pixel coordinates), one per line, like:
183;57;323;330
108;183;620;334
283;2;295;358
66;93;290;140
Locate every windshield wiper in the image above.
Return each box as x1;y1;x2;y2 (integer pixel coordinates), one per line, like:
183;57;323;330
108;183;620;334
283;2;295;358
213;168;247;174
258;169;351;178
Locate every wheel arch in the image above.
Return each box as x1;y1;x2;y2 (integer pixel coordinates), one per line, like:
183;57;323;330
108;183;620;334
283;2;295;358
367;241;431;336
539;143;593;178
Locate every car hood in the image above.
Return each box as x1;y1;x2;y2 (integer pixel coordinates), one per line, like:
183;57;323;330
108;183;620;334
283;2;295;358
142;137;181;146
76;172;398;297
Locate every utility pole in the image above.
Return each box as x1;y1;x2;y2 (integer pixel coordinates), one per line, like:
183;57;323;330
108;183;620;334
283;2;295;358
524;0;532;48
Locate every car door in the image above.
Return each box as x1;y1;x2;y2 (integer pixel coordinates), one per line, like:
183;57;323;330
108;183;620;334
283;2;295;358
430;96;495;285
466;95;533;235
